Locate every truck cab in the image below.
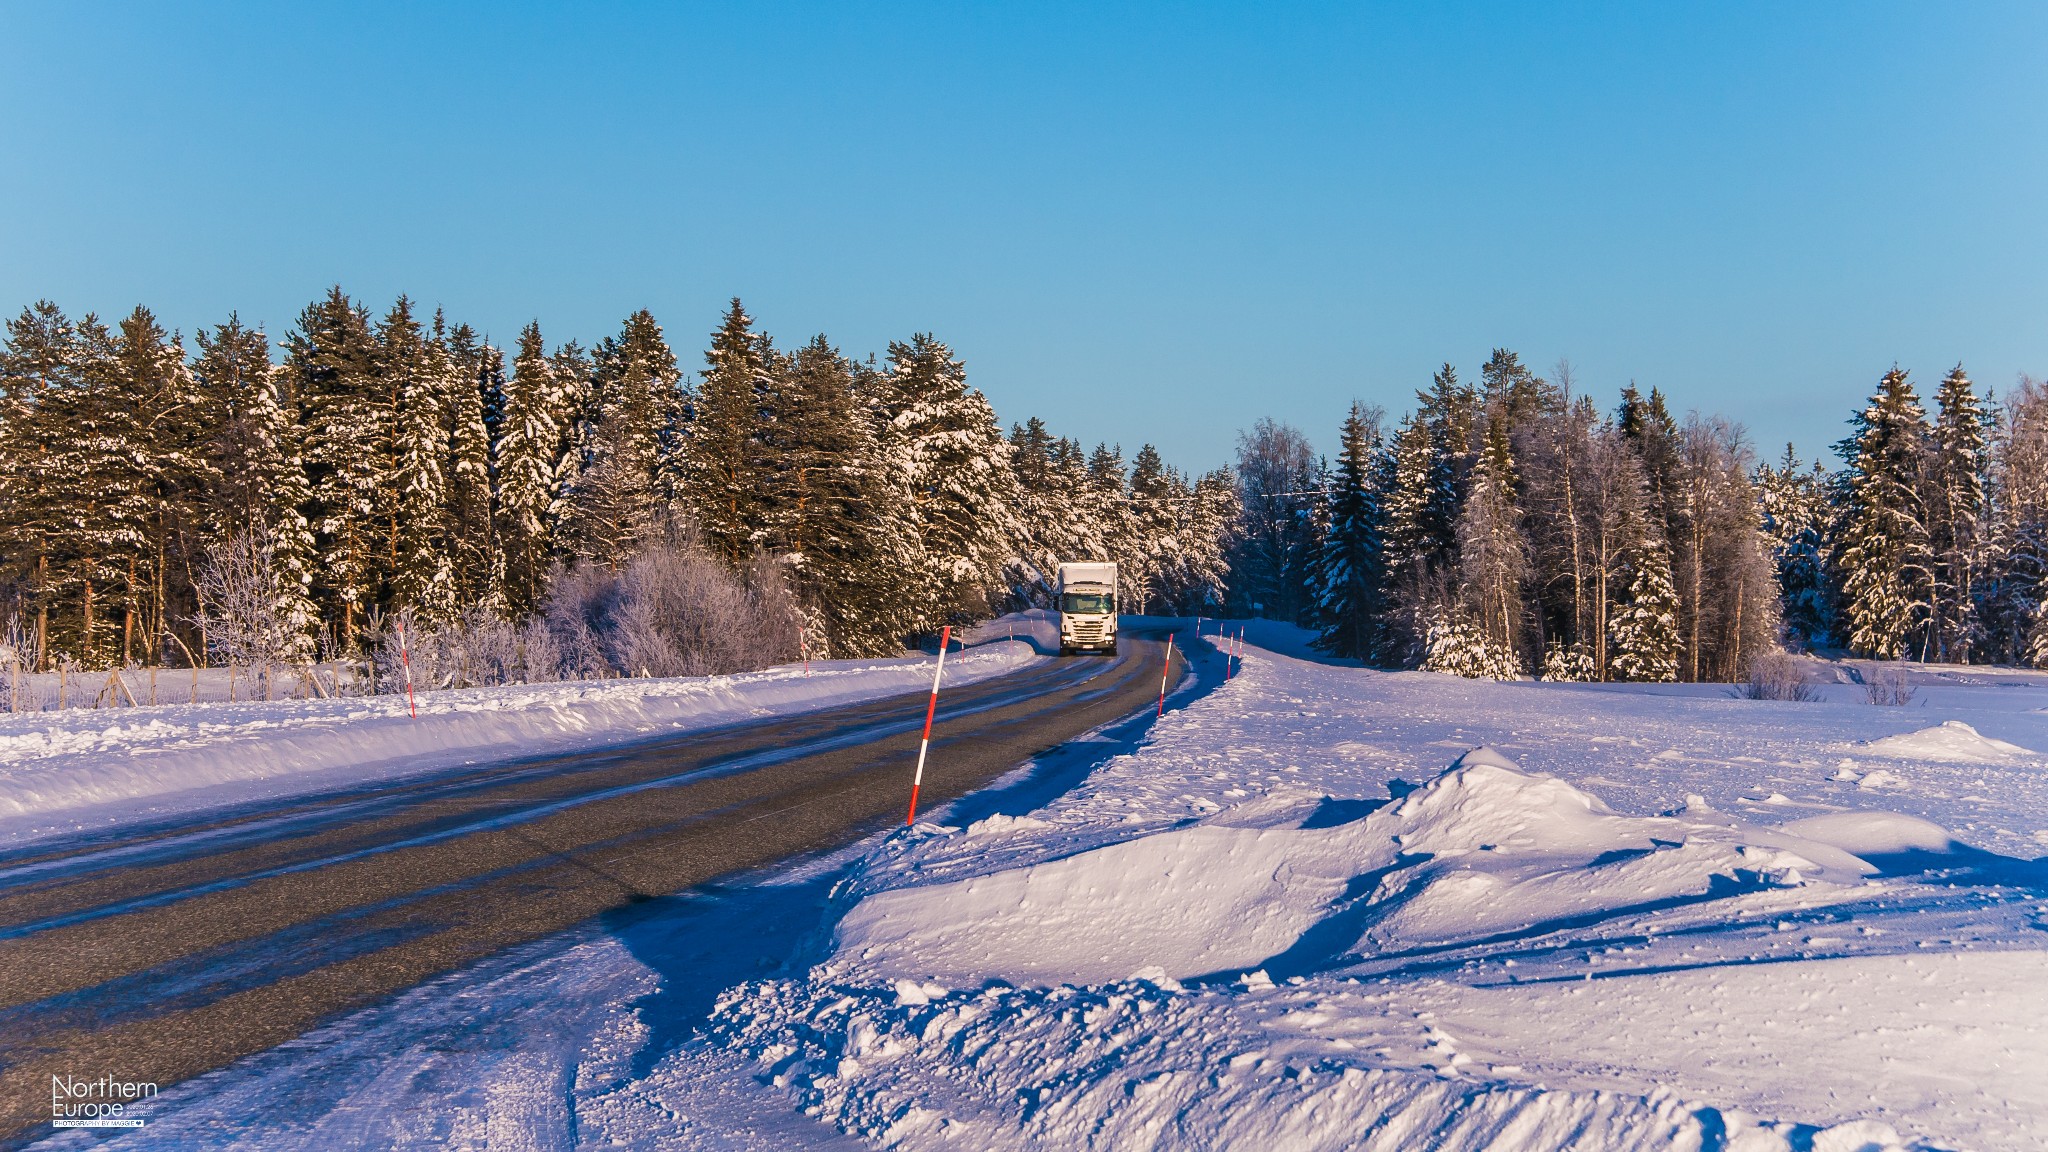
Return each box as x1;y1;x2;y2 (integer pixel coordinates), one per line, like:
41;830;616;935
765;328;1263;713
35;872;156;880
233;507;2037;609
1056;561;1118;656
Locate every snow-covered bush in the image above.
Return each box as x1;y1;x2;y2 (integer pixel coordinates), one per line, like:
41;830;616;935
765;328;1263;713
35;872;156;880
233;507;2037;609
374;607;561;690
1538;641;1596;683
1742;651;1819;702
544;522;800;680
193;528;314;680
1420;614;1521;680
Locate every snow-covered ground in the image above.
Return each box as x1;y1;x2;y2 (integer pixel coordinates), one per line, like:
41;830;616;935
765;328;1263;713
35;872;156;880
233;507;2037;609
0;615;1052;848
44;624;2048;1151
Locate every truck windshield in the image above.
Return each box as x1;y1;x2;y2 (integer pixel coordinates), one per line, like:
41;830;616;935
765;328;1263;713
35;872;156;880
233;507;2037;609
1062;592;1114;615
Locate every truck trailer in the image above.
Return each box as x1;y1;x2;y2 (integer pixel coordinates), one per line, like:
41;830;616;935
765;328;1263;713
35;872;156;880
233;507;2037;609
1056;561;1118;656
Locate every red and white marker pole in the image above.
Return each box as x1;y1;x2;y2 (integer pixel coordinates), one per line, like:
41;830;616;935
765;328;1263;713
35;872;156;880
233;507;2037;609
904;624;952;826
1157;634;1176;717
396;620;417;719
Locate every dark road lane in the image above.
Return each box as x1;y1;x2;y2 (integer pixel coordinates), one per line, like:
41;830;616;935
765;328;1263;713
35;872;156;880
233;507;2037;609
0;634;1182;1147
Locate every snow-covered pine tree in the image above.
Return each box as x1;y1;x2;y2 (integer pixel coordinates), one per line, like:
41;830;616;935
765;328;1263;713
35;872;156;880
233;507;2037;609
1003;417;1064;608
0;301;79;668
381;298;457;621
1925;364;1987;663
1177;467;1240;615
495;322;563;613
41;311;152;666
1315;402;1386;660
288;288;385;648
1081;443;1133;589
765;334;912;656
193;316;317;662
874;334;1019;630
682;299;774;566
442;319;502;611
1124;444;1178;614
1835;367;1934;659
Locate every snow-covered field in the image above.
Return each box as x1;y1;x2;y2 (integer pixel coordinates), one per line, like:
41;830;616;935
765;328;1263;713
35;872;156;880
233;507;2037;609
43;625;2048;1151
0;617;1051;848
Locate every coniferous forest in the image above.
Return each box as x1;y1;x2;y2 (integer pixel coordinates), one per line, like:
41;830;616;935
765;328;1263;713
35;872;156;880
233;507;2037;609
0;292;2040;689
0;292;1236;684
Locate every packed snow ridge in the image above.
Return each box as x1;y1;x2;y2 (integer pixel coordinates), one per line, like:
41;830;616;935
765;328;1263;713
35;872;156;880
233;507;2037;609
829;748;1878;987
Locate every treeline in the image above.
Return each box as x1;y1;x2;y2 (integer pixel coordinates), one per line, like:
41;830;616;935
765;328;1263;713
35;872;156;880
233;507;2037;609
0;292;1235;673
1258;352;2047;680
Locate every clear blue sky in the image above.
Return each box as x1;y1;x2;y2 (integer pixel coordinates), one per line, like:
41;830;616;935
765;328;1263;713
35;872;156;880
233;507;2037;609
3;2;2042;471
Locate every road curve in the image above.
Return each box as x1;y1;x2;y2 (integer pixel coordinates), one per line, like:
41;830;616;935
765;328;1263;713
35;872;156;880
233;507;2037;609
0;632;1183;1147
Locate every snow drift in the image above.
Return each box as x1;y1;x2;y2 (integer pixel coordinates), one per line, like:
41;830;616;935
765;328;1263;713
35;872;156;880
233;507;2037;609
830;748;1877;987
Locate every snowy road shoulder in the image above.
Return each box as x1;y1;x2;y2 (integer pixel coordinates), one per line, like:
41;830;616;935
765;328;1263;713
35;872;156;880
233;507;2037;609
0;620;1051;848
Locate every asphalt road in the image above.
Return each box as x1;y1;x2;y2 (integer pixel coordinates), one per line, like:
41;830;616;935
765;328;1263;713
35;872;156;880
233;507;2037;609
0;632;1181;1147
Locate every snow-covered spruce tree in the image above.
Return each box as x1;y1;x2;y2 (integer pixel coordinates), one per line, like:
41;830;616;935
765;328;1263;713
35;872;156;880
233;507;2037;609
681;299;775;566
1925;364;1987;663
1455;417;1526;663
559;311;679;566
1539;639;1596;682
1418;608;1520;679
193;316;317;662
288;287;385;649
442;319;502;611
764;334;913;657
1378;412;1442;662
1418;364;1474;557
1835;367;1934;659
1315;402;1386;660
1755;445;1835;650
1617;383;1681;519
382;299;460;622
873;333;1019;630
1607;507;1681;683
494;323;563;613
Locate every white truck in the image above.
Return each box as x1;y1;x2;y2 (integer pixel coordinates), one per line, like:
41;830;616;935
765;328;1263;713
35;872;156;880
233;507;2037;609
1056;561;1118;656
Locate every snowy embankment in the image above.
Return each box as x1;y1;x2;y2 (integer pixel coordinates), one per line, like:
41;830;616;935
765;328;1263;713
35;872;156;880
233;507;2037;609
67;626;2048;1152
697;637;2048;1152
0;614;1053;847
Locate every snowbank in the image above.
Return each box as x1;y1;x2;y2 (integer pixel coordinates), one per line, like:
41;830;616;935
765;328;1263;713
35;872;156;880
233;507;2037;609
0;635;1046;844
1858;719;2035;762
830;749;1873;987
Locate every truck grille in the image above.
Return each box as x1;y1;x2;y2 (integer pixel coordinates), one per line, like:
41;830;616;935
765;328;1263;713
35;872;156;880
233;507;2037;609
1069;622;1104;643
